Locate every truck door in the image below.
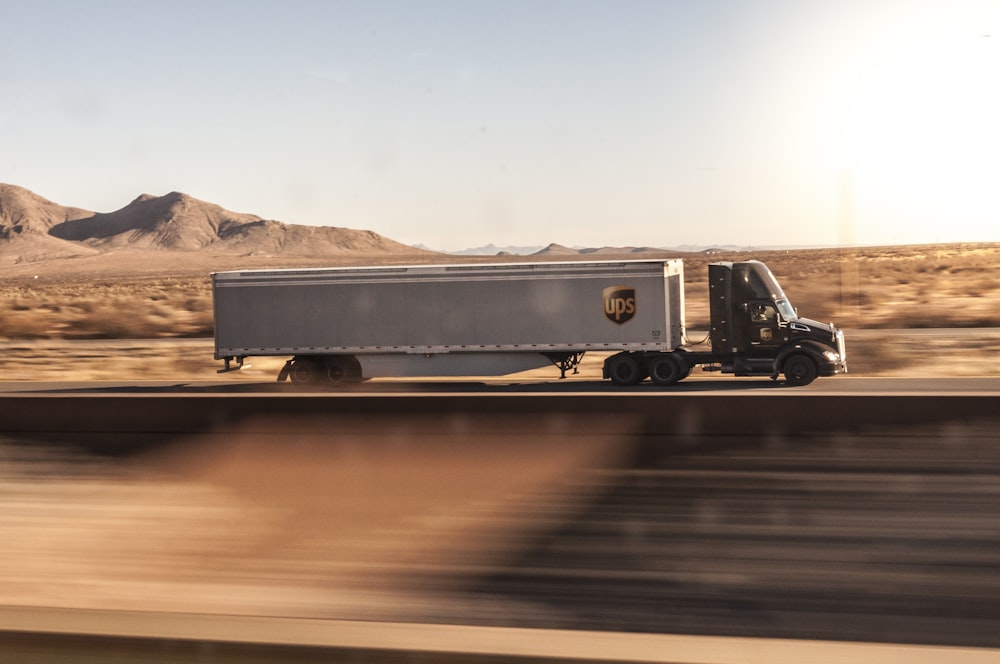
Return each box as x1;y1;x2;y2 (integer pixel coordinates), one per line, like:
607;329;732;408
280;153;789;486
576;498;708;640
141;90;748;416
747;300;783;355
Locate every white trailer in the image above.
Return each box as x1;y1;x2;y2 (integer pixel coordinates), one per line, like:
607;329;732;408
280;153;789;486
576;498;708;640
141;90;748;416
213;260;685;383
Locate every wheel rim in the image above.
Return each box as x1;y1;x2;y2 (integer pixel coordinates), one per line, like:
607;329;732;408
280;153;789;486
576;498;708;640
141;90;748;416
610;355;641;385
785;356;817;385
649;356;682;385
327;364;347;384
290;361;316;383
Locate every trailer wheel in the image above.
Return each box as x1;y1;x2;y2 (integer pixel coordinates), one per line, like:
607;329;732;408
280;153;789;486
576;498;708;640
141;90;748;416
289;357;322;384
648;354;685;386
607;353;643;386
783;354;818;386
325;356;362;385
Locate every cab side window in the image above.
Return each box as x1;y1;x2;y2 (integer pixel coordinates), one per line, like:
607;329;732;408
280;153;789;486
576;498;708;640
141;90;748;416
750;302;777;322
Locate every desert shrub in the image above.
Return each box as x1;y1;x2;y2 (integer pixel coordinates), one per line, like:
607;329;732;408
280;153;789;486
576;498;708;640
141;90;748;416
0;276;214;339
846;338;912;375
2;243;998;339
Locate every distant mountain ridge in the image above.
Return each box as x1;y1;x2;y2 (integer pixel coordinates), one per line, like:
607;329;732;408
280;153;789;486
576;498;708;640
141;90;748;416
445;243;549;256
438;241;752;256
0;184;429;264
1;183;792;273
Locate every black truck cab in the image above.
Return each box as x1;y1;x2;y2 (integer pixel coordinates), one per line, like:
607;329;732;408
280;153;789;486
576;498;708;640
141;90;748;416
708;260;847;385
602;259;847;387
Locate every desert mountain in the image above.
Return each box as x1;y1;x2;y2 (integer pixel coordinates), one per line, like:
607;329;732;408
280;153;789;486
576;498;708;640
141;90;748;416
0;184;431;266
0;184;100;262
530;242;670;257
0;184;93;236
446;243;547;256
531;243;582;256
47;191;261;251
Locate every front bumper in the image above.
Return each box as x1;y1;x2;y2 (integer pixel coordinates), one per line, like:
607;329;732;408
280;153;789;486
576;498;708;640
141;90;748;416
821;328;848;376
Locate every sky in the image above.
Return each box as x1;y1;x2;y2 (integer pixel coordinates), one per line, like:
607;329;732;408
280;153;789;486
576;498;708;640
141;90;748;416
1;0;998;251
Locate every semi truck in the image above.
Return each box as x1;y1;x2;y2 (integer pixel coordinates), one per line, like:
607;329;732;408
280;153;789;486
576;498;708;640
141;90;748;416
212;259;846;386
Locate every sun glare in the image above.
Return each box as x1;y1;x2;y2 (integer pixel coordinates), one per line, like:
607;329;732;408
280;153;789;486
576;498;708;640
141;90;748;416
843;20;1000;242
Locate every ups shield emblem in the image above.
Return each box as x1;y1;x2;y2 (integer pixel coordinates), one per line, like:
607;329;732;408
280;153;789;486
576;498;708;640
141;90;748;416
760;328;773;341
603;286;636;325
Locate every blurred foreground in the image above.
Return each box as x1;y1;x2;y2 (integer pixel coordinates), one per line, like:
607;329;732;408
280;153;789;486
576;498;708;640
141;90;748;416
0;413;623;621
1;396;999;648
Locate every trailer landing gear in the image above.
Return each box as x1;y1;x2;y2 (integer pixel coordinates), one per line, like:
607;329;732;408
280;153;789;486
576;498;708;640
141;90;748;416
545;352;584;379
217;356;246;373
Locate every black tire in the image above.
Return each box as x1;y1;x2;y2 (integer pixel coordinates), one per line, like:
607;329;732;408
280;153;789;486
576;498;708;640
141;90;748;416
325;356;362;385
783;353;818;386
607;353;643;386
648;354;685;386
289;357;321;384
326;363;349;384
675;350;694;379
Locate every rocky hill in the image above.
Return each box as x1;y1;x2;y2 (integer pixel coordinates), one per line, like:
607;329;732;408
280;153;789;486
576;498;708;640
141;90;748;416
530;242;670;257
0;184;431;268
0;184;100;262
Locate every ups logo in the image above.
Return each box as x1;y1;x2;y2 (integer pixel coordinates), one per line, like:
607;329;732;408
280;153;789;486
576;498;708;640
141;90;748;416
603;286;636;324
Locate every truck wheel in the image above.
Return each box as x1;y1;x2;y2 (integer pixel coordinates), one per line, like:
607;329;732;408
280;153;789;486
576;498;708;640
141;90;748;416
326;364;348;384
325;356;361;385
783;354;818;386
607;353;643;386
648;354;685;386
289;357;321;384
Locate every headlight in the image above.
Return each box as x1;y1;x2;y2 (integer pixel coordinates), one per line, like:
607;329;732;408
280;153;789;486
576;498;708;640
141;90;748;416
822;350;840;362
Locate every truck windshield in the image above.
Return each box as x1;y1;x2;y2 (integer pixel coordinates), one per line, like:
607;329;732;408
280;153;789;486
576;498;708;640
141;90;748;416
739;262;797;321
775;298;797;321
